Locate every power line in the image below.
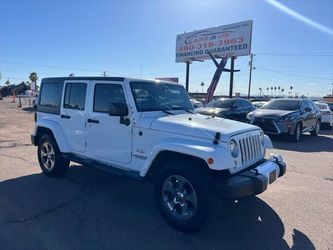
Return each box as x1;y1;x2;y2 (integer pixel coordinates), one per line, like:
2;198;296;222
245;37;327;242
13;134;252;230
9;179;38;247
255;64;333;69
256;53;333;57
1;59;109;73
256;66;333;81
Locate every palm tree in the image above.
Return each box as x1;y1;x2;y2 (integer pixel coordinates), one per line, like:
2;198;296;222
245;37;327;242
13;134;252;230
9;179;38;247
281;88;285;96
29;72;38;91
5;79;10;96
274;87;277;97
200;82;205;93
266;87;269;96
259;87;262;97
271;87;273;96
278;86;281;96
290;86;293;97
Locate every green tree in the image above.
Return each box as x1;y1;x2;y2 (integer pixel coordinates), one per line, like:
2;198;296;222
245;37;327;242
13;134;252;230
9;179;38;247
5;79;11;96
200;82;205;93
29;72;38;91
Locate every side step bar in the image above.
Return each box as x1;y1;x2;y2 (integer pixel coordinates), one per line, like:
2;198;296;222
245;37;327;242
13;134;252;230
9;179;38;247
62;153;145;183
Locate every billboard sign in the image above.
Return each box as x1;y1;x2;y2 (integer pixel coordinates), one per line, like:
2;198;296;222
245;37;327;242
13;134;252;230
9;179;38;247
176;20;252;63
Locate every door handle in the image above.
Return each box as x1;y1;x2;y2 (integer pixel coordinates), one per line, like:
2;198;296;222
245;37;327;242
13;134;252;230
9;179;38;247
61;114;71;119
87;118;99;124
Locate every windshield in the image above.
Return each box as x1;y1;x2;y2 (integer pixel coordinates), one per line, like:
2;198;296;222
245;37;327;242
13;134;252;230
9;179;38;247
130;81;193;112
261;100;301;111
206;99;235;108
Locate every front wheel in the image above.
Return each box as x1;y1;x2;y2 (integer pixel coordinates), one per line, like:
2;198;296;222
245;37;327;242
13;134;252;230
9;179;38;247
37;135;69;177
154;161;212;233
310;120;320;136
291;123;302;142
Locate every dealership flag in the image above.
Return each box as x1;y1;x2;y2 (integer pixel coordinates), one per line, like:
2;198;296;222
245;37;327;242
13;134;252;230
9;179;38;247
205;57;228;104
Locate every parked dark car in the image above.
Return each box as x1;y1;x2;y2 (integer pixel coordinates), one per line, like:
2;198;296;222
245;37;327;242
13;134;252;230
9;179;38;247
246;98;321;142
198;98;255;122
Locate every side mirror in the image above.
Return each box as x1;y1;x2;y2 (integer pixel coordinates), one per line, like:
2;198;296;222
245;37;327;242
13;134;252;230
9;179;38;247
108;103;128;116
232;105;238;110
108;103;130;126
304;107;312;113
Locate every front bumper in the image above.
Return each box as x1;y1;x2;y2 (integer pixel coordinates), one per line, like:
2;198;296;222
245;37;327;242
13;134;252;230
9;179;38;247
252;119;297;135
214;154;286;199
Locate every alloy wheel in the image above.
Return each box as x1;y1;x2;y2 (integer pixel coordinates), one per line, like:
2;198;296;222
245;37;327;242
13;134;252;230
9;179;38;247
161;175;198;221
40;142;55;171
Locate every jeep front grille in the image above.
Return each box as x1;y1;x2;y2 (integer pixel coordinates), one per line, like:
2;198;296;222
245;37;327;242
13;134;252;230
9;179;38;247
238;134;263;165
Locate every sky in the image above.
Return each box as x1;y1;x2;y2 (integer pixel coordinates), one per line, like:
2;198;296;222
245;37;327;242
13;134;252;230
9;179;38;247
0;0;332;97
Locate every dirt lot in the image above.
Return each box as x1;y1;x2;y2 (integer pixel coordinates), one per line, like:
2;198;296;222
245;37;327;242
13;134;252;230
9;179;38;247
0;97;332;250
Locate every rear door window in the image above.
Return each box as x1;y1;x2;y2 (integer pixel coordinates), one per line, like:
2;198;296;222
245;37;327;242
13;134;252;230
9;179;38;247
63;83;87;110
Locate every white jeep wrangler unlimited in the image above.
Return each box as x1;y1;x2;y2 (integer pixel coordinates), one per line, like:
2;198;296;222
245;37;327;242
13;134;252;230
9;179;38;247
31;77;286;233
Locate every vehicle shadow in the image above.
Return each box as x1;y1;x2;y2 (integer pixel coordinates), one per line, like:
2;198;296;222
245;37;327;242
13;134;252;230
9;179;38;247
21;107;35;113
270;131;333;153
0;165;315;250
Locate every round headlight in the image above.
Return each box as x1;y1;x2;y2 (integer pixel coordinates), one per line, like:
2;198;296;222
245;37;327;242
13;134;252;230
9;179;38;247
246;113;254;123
260;131;265;146
229;139;239;158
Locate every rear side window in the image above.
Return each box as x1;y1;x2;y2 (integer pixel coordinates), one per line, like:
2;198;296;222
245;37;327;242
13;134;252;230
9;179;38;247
93;84;126;113
38;81;64;114
237;99;252;108
64;83;87;110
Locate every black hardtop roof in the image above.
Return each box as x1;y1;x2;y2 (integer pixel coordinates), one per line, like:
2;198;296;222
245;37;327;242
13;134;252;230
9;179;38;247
42;76;125;82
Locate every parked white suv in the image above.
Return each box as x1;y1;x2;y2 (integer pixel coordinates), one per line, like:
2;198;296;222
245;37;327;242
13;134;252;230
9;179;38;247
31;77;286;232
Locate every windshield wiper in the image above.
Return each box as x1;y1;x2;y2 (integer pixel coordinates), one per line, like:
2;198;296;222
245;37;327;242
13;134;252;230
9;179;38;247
161;109;174;115
179;108;194;114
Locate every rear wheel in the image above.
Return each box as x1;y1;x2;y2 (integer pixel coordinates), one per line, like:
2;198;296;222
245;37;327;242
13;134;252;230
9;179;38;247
37;135;69;177
310;120;320;136
154;160;212;233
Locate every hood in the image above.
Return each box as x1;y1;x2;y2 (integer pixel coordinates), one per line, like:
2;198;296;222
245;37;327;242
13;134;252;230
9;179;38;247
252;109;299;119
141;113;260;142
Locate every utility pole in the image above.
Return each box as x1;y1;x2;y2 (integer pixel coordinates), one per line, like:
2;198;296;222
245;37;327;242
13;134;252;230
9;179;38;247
247;53;254;99
102;71;107;77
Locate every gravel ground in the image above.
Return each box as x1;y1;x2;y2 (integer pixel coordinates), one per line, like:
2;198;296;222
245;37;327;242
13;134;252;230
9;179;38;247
0;97;332;250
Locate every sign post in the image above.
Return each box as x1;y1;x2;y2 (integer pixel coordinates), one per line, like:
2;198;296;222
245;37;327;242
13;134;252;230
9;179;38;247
185;61;190;91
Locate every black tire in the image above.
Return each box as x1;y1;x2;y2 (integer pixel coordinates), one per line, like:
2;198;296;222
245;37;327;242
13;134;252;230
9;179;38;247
291;123;302;142
154;160;212;233
310;120;320;136
37;135;69;177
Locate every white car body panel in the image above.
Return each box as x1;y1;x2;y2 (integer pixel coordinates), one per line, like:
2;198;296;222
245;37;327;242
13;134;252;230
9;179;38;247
315;102;333;126
33;77;276;177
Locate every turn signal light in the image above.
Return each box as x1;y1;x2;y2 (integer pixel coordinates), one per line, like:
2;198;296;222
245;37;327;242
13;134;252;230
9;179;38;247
207;158;214;165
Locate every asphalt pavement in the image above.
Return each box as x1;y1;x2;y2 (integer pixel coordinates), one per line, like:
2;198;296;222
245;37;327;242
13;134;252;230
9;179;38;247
0;98;332;250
